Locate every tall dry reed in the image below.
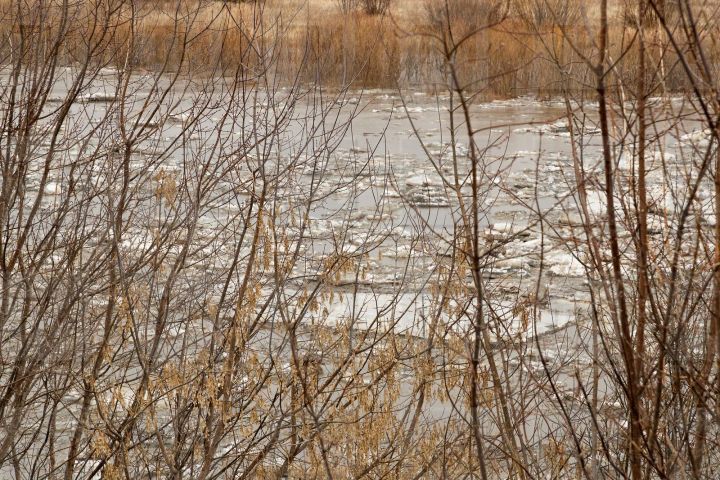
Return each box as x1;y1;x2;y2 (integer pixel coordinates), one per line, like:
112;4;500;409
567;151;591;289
1;0;716;97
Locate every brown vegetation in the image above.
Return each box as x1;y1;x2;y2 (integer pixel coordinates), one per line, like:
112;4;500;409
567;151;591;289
0;0;713;96
2;0;720;478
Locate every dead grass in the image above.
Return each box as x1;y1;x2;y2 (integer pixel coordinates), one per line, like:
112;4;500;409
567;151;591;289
0;0;717;97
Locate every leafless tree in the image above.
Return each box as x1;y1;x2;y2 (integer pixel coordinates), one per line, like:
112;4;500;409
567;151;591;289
3;0;720;478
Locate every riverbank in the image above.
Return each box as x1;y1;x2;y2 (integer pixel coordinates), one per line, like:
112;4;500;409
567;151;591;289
1;0;708;97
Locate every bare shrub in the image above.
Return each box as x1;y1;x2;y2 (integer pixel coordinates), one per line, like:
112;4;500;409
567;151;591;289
515;0;582;27
360;0;391;15
336;0;360;13
423;0;508;33
3;0;720;477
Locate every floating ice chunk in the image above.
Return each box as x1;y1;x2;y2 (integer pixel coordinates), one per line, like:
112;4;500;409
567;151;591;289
406;186;448;207
386;245;413;258
582;190;608;217
454;143;469;157
97;66;122;76
422;141;468;158
616;152;634;171
522;120;569;136
679;128;712;146
136;118;161;129
545;251;585;277
544;164;565;175
505;237;543;257
63;388;83;402
494;256;531;269
492;222;517;234
44;182;62;195
79;92;117;103
404;106;426;113
514;150;541;157
168;112;191;124
336;97;359;106
488;221;527;237
405;174;437;187
383;189;400;198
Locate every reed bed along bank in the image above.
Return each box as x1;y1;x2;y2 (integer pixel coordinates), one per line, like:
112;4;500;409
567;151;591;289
0;0;715;97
